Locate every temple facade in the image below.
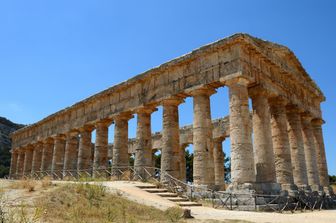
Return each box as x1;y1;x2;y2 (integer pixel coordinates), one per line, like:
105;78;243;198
9;34;330;194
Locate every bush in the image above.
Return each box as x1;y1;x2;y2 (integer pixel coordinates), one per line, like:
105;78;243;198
11;180;36;192
164;207;184;222
41;177;52;188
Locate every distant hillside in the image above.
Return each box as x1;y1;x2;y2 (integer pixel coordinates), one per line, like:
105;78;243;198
0;117;25;177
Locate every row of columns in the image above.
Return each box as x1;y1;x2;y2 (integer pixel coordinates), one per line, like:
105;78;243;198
9;76;329;193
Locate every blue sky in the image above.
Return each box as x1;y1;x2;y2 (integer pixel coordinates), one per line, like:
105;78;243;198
0;1;335;175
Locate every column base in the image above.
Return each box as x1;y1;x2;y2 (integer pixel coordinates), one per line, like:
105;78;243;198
254;182;281;195
309;184;323;193
280;184;299;197
227;182;281;195
212;184;226;191
226;182;256;194
297;184;312;193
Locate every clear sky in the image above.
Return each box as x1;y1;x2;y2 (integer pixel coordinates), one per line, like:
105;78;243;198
0;1;335;175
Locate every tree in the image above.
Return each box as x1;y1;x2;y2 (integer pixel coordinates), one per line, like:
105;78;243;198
329;175;336;184
185;150;193;182
151;149;231;184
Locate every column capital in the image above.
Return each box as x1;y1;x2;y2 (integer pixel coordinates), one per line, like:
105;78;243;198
135;106;157;115
311;118;325;126
32;141;43;149
213;137;225;144
95;118;113;128
43;137;54;144
53;134;66;141
113;112;134;121
286;104;304;114
161;96;185;106
189;86;216;97
225;76;250;87
248;86;271;99
79;124;95;132
65;130;79;139
26;144;34;151
268;95;288;106
10;148;19;154
17;148;25;154
300;112;313;122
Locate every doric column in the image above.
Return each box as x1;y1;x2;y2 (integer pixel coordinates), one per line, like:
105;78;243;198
269;97;294;187
23;145;33;175
250;88;276;184
63;132;79;176
134;107;156;179
213;138;225;189
51;135;66;176
227;77;255;187
191;86;216;186
93;120;111;176
77;126;94;172
9;150;18;178
301;113;320;188
179;144;187;182
16;150;25;177
311;118;329;187
31;142;43;174
41;138;54;172
286;105;309;187
113;114;133;169
161;97;184;182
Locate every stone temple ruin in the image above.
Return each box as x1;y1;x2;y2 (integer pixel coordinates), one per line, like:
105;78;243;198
9;33;333;209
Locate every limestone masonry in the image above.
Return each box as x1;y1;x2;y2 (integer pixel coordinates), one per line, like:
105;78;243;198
9;33;330;194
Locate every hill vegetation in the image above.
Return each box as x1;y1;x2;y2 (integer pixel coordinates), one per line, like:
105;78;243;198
0;117;25;177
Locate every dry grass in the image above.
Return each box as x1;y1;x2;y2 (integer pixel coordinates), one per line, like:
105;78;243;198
35;183;186;223
9;178;54;192
41;176;52;188
1;180;252;223
10;179;37;192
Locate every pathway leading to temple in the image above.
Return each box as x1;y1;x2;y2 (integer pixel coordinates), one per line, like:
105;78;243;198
98;181;336;223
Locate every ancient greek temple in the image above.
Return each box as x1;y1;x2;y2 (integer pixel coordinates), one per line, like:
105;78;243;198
9;33;330;195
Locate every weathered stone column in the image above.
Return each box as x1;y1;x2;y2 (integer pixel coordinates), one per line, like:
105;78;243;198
269;97;295;189
9;150;18;178
63;132;79;177
23;146;33;176
51;135;66;177
31;142;43;174
93;120;111;177
134;107;156;179
311;118;329;188
161;97;184;182
16;150;25;178
213;138;225;190
227;78;255;189
250;88;277;185
191;87;216;186
41;138;54;172
286;105;309;187
180;144;188;183
301;113;320;189
113;114;133;169
77;126;93;173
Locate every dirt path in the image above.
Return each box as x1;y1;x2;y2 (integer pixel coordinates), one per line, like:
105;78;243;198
99;181;336;223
